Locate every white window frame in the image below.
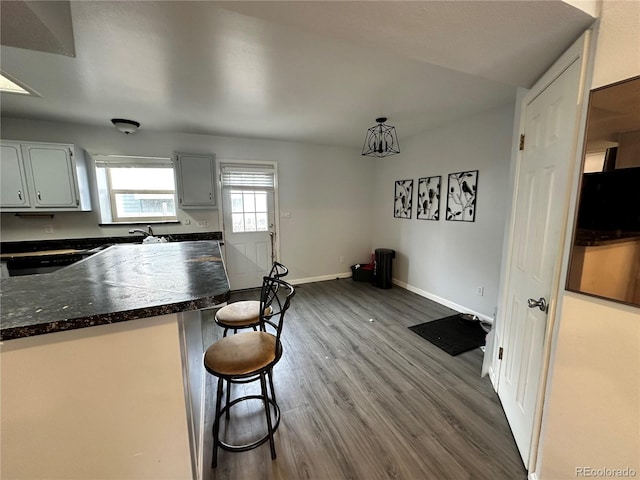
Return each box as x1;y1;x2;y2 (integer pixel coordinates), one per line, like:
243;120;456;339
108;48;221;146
94;155;178;223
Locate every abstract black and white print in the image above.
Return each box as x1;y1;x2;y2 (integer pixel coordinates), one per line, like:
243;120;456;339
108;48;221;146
417;176;440;220
446;170;478;222
394;179;413;219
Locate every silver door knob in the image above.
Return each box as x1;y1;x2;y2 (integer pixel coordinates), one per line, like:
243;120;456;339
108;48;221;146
527;297;548;312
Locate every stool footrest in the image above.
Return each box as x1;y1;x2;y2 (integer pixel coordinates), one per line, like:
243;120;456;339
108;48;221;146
215;394;281;453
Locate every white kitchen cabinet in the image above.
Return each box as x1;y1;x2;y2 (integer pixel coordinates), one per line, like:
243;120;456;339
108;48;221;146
0;141;92;212
174;153;216;209
0;142;30;208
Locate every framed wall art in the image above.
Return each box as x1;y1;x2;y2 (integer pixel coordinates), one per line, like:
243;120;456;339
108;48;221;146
394;179;413;219
417;176;441;220
446;170;478;222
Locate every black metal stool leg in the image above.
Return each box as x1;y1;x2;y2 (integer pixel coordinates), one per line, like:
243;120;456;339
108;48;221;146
212;377;224;469
268;368;277;405
225;377;232;420
259;372;277;460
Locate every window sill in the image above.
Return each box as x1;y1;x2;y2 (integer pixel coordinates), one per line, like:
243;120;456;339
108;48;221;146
98;221;182;227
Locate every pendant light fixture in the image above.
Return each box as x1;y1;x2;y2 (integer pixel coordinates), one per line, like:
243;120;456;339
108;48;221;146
361;117;400;157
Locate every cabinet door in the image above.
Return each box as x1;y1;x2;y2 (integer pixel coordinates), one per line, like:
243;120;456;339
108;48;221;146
24;144;78;208
0;142;31;208
175;154;216;208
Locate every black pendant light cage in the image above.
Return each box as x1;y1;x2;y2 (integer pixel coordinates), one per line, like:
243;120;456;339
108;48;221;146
362;117;400;157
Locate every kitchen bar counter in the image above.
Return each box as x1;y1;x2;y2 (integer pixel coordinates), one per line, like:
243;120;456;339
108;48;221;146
1;240;229;479
0;240;230;340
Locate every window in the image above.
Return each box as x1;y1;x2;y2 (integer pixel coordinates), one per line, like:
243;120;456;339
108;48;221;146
230;190;269;233
95;156;177;223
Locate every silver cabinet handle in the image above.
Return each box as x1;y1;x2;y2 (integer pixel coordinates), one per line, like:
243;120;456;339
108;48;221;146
18;190;22;200
37;191;42;200
527;297;548;312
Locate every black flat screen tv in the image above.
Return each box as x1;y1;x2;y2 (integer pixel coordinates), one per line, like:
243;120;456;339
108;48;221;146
576;166;640;233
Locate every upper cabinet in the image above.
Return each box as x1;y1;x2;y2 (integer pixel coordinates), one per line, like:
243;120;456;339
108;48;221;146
0;142;30;208
174;153;216;209
0;141;92;212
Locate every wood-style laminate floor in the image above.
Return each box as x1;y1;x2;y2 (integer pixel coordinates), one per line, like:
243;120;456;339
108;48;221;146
201;279;527;480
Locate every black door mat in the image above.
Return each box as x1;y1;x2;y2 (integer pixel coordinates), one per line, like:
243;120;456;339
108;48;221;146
409;314;487;356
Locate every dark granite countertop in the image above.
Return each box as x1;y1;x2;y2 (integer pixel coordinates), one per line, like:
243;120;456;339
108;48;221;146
0;240;230;341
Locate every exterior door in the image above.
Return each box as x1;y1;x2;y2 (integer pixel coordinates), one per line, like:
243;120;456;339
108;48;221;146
496;37;588;466
220;164;277;290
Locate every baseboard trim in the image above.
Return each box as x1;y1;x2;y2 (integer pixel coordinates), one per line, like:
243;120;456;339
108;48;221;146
392;278;493;323
289;272;352;285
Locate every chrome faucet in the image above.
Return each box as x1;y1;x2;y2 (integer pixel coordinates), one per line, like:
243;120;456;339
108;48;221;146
129;225;154;237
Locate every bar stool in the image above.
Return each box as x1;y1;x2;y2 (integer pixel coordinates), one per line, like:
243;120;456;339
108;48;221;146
214;262;288;337
204;276;295;468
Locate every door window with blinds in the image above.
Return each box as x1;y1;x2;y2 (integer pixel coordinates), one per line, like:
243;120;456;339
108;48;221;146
220;166;275;233
94;155;177;223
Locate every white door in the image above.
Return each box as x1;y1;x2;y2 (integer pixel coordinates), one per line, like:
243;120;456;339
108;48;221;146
497;38;588;466
220;164;278;290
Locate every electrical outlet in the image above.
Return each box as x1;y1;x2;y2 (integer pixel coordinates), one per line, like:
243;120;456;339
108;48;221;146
476;286;484;296
184;218;191;225
280;211;292;218
197;220;209;228
44;224;54;234
339;256;344;263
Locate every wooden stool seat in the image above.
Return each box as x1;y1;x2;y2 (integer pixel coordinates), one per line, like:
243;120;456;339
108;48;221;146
204;331;278;377
215;301;272;329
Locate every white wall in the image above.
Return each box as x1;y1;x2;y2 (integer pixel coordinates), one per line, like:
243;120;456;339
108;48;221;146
536;1;640;478
370;105;515;320
0;118;373;281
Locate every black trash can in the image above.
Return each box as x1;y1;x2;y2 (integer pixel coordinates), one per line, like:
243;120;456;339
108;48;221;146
374;248;395;289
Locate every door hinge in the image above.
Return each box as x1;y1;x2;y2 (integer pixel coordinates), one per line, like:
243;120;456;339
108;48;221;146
498;347;504;360
519;134;525;151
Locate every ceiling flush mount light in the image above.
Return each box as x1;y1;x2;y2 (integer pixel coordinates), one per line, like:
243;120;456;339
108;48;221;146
362;117;400;157
111;118;140;134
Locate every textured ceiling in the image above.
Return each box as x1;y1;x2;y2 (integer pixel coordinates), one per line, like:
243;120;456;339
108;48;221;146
0;1;595;148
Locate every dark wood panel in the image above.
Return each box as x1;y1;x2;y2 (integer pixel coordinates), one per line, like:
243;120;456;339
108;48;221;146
202;279;526;480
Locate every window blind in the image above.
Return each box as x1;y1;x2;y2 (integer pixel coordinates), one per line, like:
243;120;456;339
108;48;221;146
220;166;275;189
93;155;172;168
